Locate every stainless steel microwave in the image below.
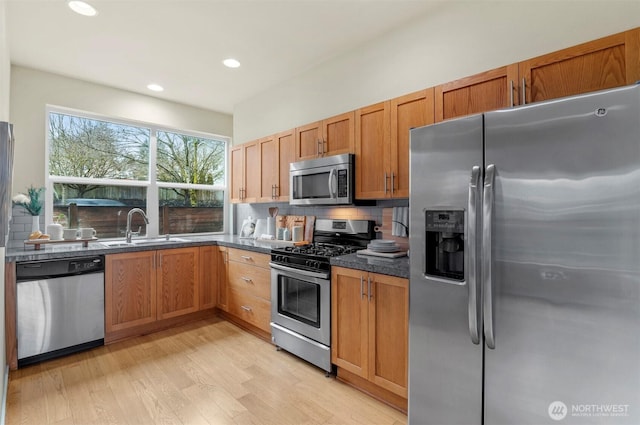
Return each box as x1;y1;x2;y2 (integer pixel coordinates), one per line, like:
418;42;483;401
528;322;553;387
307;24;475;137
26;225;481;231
289;153;354;205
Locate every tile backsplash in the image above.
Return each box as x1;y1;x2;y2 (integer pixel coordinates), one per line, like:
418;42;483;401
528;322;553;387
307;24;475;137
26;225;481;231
234;199;408;235
8;206;44;249
7;200;410;249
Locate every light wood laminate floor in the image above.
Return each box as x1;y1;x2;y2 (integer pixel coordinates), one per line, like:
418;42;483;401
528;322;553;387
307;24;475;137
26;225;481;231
6;316;407;425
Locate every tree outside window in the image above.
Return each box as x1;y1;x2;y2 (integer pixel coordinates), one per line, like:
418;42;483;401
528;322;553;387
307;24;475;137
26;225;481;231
47;109;228;237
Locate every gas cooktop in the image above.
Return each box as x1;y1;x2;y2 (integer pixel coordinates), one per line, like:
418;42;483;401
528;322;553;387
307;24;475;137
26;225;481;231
270;219;375;273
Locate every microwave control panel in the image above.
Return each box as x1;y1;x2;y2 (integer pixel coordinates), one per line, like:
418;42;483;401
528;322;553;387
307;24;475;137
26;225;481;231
337;169;348;198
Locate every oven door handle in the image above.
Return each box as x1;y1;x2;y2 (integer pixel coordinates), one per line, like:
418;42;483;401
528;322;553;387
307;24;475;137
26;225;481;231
269;262;331;280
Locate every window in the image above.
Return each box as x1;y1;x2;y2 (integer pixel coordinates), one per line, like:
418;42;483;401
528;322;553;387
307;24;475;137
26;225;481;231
46;107;228;238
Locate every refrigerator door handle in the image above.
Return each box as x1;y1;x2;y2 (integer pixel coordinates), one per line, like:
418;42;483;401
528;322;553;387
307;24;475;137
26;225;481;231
467;165;482;344
483;164;496;349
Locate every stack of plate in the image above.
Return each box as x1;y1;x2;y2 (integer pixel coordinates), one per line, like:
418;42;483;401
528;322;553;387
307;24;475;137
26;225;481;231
367;239;401;253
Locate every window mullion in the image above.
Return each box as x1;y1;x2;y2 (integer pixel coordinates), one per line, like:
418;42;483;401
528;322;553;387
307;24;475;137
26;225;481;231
147;127;159;237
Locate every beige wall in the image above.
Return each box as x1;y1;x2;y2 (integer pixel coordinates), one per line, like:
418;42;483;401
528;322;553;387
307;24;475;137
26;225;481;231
10;66;233;193
233;0;640;144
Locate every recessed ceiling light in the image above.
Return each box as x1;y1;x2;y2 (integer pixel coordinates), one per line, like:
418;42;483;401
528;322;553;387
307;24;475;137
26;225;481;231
223;58;241;68
147;83;164;92
68;1;97;17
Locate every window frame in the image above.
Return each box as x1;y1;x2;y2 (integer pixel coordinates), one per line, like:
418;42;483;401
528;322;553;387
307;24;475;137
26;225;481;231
45;105;230;237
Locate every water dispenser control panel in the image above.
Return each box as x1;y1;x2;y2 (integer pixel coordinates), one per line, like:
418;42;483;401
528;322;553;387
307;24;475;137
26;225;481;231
424;209;465;281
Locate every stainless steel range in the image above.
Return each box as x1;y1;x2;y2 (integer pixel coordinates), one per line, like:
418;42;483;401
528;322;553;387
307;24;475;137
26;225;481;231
270;219;375;374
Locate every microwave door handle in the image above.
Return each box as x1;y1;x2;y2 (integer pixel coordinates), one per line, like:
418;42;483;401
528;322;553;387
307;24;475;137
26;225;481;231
328;168;336;199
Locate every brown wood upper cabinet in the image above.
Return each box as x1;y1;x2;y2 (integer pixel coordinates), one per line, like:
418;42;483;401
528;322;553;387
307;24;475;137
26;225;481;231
230;141;260;203
295;111;355;160
435;64;519;122
356;89;434;199
436;28;640;122
331;266;409;398
520;28;640;104
259;129;295;202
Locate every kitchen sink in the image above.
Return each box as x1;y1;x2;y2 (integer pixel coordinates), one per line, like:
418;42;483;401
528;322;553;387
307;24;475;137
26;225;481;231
101;237;190;247
132;237;190;245
101;241;132;247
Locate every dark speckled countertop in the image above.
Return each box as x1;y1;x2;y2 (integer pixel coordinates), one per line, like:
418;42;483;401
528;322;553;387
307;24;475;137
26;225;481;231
331;252;409;279
5;235;274;263
7;235;410;280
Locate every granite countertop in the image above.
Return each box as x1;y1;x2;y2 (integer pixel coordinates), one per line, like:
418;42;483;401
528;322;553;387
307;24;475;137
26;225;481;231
4;235;275;263
7;235;411;280
331;252;410;279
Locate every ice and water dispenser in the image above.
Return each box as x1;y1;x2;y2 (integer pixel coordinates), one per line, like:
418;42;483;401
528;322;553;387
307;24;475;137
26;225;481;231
424;210;465;281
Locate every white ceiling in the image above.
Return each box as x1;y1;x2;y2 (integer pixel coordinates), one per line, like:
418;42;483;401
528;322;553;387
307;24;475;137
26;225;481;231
6;0;441;115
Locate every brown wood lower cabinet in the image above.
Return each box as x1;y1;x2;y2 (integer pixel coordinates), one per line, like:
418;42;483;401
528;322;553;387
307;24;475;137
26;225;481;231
331;266;409;411
215;246;229;311
219;248;272;337
105;246;213;343
199;245;220;310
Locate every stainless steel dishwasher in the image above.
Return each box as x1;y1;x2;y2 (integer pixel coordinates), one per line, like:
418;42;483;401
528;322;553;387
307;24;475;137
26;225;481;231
16;256;105;367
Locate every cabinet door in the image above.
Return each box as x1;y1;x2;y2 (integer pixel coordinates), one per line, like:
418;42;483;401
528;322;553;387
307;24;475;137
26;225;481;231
322;111;355;157
331;266;368;378
435;64;519;122
355;102;390;199
520;28;640;104
105;251;157;333
390;89;434;198
217;247;228;312
368;273;409;398
276;129;295;201
295;121;322;160
227;288;272;333
227;260;270;300
230;146;244;203
259;136;279;202
243;141;261;203
199;246;218;310
157;247;199;320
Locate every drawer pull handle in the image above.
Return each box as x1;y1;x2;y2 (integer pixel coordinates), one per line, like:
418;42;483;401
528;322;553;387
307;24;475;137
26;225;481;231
241;255;253;261
241;277;253;283
241;305;252;312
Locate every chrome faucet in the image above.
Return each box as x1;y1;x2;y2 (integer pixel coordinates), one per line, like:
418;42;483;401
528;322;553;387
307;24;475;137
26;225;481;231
126;208;149;243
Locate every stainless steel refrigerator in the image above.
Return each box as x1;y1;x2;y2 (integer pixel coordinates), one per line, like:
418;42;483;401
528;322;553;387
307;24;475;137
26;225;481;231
409;84;640;424
0;121;14;248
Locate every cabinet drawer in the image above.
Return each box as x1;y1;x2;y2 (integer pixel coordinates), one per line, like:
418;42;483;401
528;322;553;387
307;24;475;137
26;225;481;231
227;288;271;333
227;261;270;300
227;248;270;269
